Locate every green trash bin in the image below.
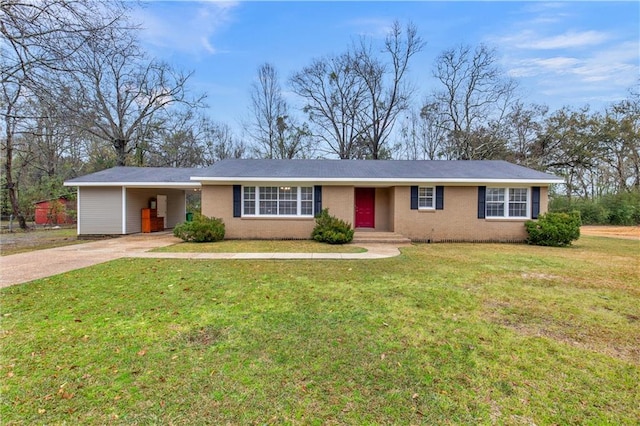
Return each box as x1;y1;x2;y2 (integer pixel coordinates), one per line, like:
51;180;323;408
186;212;194;222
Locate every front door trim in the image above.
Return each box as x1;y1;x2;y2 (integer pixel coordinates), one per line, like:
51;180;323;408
355;187;375;228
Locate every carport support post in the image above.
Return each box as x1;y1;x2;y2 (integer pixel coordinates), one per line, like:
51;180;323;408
76;188;81;235
122;187;127;234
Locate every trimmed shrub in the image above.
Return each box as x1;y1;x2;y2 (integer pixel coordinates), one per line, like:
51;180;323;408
525;211;581;247
311;208;354;244
173;213;225;242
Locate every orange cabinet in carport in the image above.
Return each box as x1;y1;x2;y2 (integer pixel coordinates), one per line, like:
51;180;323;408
141;208;164;233
141;208;152;233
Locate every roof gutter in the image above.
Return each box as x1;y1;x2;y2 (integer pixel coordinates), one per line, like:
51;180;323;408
190;177;564;185
64;182;202;188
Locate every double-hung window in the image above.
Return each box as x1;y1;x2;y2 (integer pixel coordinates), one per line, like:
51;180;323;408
418;187;435;209
242;186;314;217
508;188;528;217
486;188;529;218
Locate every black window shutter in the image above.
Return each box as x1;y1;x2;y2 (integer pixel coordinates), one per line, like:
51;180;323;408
436;186;444;210
410;186;418;210
477;186;486;219
531;186;541;219
233;185;241;217
314;185;322;216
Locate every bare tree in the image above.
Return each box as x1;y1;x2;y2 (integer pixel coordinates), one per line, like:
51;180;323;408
274;115;314;159
291;22;423;159
144;110;201;167
146;112;247;167
62;25;206;166
398;101;449;160
1;80;28;228
353;21;424;159
1;0;124;84
1;0;125;228
202;120;246;165
25;92;83;177
247;63;312;159
431;44;517;160
247;63;286;158
504;101;548;168
290;52;369;159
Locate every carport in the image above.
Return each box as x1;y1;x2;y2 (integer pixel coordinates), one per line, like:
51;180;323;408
64;167;201;236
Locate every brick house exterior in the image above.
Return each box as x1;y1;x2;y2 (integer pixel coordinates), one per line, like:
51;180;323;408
65;160;561;241
194;159;561;242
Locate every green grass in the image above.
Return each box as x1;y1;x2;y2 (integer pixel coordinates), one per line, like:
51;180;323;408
0;228;83;256
1;236;638;424
153;239;367;253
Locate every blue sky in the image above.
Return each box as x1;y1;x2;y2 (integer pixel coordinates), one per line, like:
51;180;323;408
135;1;639;132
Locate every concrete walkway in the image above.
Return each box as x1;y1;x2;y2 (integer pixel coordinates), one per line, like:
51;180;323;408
0;233;404;288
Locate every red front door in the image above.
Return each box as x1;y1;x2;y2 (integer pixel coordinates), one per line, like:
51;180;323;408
355;188;375;228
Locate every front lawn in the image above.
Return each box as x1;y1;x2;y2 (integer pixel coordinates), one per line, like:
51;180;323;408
1;237;638;424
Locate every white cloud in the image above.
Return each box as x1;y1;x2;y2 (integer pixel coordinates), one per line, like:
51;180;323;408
133;1;239;57
531;30;608;50
506;43;638;106
508;57;580;77
507;37;638;83
576;40;639;84
498;30;609;50
489;2;638;108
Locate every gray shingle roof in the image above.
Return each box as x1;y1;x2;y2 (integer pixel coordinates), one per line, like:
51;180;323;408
192;159;561;182
64;167;201;185
64;160;562;186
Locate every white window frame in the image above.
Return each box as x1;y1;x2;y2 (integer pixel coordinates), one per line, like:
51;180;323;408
418;186;435;210
242;185;314;217
486;187;530;219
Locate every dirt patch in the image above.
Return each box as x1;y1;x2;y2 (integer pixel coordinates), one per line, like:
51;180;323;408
179;325;227;347
580;226;639;240
0;227;84;256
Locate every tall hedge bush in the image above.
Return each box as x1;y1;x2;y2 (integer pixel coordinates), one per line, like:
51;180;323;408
311;209;354;244
525;211;581;247
173;213;225;242
550;192;640;225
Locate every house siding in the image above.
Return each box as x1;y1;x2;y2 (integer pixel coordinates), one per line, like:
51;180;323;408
78;187;122;235
166;189;187;229
125;188;187;233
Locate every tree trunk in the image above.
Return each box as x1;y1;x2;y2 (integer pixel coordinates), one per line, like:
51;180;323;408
3;115;28;230
113;138;128;166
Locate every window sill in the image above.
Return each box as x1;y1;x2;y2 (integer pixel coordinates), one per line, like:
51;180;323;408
484;217;530;222
241;216;314;221
418;208;436;213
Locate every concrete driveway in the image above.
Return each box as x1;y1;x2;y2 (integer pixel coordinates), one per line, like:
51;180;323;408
0;233;180;288
0;233;403;288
